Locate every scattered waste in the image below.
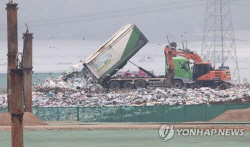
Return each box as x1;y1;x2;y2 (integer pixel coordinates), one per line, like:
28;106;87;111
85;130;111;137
1;83;250;108
1;61;250;108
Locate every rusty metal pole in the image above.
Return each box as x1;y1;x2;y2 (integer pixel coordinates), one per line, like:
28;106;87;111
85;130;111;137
23;32;33;112
6;2;18;112
10;69;24;147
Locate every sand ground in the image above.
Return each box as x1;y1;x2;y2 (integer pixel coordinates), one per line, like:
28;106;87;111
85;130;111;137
1;122;250;131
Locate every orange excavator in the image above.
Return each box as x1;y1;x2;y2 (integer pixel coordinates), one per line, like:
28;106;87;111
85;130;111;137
165;42;231;90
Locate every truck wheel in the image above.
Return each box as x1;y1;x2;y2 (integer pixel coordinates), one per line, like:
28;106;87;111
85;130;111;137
218;82;230;90
123;81;134;89
191;83;200;89
174;80;183;89
135;80;146;88
109;81;120;89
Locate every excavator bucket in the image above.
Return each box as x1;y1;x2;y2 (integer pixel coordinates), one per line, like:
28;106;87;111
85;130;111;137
164;73;174;87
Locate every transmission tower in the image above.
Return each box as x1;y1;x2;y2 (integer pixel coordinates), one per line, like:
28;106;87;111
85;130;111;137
201;0;240;83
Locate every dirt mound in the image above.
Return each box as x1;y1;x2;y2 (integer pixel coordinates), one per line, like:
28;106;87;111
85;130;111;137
210;108;250;122
0;112;48;126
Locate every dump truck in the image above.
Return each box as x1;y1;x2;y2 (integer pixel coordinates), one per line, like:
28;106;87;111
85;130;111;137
84;23;174;89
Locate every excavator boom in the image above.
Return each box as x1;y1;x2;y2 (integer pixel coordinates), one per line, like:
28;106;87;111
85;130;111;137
164;43;205;75
165;47;203;64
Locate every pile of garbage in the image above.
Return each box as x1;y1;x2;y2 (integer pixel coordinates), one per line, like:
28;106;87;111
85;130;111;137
30;85;250;107
0;84;250;108
38;61;103;92
0;94;7;108
1;61;250;108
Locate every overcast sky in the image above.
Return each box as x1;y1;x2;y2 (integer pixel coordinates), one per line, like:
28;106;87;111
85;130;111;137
0;0;249;43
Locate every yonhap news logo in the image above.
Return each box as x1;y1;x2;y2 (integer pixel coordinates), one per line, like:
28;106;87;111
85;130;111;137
158;124;175;141
158;123;244;141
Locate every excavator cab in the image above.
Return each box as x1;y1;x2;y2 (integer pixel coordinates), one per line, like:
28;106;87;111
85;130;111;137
192;63;213;80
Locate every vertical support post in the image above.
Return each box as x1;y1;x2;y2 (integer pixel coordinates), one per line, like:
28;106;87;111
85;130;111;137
120;106;122;122
184;106;187;122
140;106;143;122
23;32;33;112
100;107;102;122
205;105;208;121
6;2;18;112
10;69;24;147
57;107;60;121
77;107;79;121
161;105;165;122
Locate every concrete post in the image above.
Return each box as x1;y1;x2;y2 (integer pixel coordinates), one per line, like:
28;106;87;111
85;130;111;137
10;69;24;147
23;32;33;112
6;2;18;112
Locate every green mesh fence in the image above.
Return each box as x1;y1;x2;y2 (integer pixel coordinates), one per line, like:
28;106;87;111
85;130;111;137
122;106;142;122
79;107;100;122
1;104;250;122
0;108;8;112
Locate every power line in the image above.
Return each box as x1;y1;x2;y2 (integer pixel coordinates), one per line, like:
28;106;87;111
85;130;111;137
10;0;202;25
30;4;205;26
231;3;250;7
231;0;250;7
197;0;250;7
0;1;205;30
231;0;250;4
231;1;250;5
0;0;205;27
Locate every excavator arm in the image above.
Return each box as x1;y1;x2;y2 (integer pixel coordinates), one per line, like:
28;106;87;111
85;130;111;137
163;43;204;87
164;46;175;74
165;47;203;63
164;45;204;72
163;46;175;87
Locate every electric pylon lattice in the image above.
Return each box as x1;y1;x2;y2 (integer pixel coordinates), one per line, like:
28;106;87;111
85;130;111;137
201;0;240;83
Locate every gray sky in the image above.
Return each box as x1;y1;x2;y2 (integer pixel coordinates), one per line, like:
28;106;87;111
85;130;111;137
0;0;250;43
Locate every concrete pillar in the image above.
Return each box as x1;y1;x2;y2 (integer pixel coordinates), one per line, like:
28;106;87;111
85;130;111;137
6;2;18;112
23;32;33;112
10;69;24;147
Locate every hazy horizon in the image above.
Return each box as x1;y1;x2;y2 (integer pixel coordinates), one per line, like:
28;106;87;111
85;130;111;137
0;0;249;42
0;0;250;81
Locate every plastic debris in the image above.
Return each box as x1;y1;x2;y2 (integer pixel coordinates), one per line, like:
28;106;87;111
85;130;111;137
0;84;250;108
38;61;103;92
1;61;250;108
32;84;250;107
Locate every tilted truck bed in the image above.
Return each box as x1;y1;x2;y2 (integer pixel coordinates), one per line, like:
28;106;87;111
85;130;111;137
84;23;148;85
